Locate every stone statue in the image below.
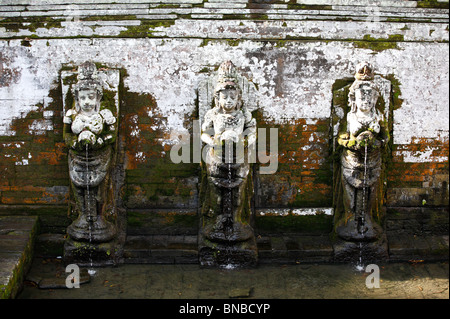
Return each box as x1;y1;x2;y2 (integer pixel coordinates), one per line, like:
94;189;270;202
63;61;117;244
332;62;390;262
199;61;258;267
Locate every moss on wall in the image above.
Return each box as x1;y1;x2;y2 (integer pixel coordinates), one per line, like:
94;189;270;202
127;210;198;235
353;35;405;52
417;0;449;9
255;213;333;235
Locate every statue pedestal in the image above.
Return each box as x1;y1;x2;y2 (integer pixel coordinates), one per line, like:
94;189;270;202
67;215;116;243
64;209;126;266
198;236;258;268
332;235;389;263
64;237;123;267
64;203;127;266
198;177;258;268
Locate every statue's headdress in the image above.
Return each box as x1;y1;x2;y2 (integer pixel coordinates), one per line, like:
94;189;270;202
354;61;374;81
214;60;242;110
72;61;103;112
348;62;379;113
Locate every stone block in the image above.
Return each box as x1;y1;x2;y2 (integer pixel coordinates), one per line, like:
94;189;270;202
0;216;38;299
34;233;65;257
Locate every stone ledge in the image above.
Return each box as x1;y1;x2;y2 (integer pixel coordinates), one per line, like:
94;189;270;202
386;206;449;235
0;216;39;299
387;234;449;262
297;0;420;6
34;232;450;265
122;234;199;264
1;19;447;42
257;235;334;264
0;0;204;4
0;0;447;20
122;234;335;264
1;7;447;20
34;233;65;258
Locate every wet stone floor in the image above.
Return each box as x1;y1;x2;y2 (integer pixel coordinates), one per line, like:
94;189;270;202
18;258;449;299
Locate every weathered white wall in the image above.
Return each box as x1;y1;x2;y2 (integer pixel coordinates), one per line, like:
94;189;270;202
1;38;448;162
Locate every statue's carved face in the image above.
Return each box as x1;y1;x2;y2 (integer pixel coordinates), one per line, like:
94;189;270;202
78;89;98;114
218;88;239;113
355;85;376;114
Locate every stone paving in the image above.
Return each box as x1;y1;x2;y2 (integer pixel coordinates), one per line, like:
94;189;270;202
1;214;448;300
19;258;449;299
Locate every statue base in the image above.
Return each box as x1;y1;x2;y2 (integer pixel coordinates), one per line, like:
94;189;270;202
66;215;117;243
64;236;124;267
201;222;254;243
332;235;389;263
64;209;127;267
198;237;258;268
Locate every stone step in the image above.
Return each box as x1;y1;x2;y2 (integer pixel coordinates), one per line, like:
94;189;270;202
122;234;335;264
1;1;447;20
297;0;419;7
0;0;203;5
1;18;447;42
34;233;65;258
387;234;449;262
32;232;450;266
0;215;39;299
122;233;449;264
257;235;334;264
1;7;447;20
123;235;198;264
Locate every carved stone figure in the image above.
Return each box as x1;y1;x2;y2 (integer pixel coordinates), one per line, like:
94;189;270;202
198;61;258;267
332;62;390;262
63;61;117;244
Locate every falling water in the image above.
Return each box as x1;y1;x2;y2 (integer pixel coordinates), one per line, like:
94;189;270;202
361;142;368;232
85;144;96;276
222;140;235;269
355;142;368;272
355;242;364;272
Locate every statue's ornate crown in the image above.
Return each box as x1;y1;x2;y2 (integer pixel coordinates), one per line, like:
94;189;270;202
215;60;240;93
354;61;375;81
217;60;238;83
73;61;103;94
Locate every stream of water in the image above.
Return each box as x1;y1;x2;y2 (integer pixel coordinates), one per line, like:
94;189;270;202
356;142;368;272
86;143;96;276
223;141;234;269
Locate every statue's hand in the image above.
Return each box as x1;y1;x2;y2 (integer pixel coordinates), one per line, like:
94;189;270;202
86;117;103;135
338;133;358;150
356;130;374;143
220;130;240;143
355;130;382;151
78;130;97;147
